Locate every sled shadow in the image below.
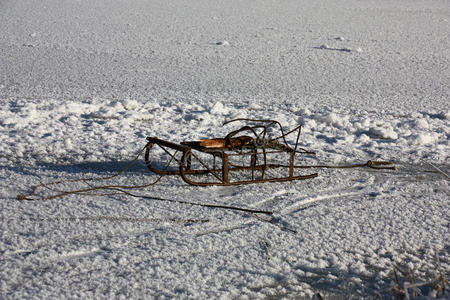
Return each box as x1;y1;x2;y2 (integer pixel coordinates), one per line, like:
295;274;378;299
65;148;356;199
30;160;186;188
35;160;150;175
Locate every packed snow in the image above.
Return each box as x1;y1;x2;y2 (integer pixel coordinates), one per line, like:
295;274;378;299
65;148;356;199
1;0;449;298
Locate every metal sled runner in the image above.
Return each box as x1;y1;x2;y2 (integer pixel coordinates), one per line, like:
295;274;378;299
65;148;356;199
144;119;319;186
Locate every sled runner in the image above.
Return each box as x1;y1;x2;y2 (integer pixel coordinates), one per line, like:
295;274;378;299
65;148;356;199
144;119;319;186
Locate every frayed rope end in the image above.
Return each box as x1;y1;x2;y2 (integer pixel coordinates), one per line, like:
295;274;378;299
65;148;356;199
17;194;32;201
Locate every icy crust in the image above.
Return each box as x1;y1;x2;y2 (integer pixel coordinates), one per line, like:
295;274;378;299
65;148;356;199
1;165;449;299
2;99;449;298
1;0;449;298
0;98;448;165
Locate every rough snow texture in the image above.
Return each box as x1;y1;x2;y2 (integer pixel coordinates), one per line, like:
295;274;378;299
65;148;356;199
1;0;449;299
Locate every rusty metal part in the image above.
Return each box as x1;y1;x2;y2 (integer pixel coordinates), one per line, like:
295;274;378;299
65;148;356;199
144;119;395;186
144;119;318;186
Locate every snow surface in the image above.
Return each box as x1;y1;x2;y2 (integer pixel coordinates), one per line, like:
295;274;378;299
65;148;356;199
1;0;449;298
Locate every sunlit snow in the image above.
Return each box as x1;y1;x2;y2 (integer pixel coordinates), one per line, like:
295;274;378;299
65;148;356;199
1;0;449;299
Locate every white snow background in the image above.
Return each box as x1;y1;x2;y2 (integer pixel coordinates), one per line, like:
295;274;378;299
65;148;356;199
1;0;449;298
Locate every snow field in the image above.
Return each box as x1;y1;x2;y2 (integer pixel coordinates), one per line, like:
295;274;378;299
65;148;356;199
1;0;449;298
2;164;448;298
1;98;448;165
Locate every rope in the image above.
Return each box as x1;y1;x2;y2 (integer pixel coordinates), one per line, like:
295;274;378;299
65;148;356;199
17;143;157;200
424;161;450;180
17;142;273;215
293;160;397;170
108;188;273;215
15;123;396;217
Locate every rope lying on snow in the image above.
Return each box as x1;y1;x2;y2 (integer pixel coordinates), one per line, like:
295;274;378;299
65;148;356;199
17;143;157;200
17;143;274;215
424;161;450;180
274;160;397;170
16;141;397;216
108;188;273;215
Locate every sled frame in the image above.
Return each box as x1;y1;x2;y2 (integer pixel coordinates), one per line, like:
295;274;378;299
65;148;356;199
144;119;318;186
